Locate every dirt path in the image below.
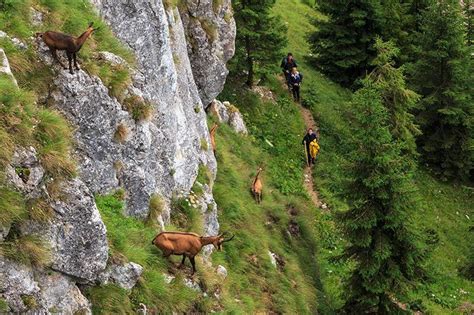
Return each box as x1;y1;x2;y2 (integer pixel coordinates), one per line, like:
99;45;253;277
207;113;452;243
277;76;322;208
299;102;322;208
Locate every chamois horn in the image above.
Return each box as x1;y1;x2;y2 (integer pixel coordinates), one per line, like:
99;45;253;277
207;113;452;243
221;231;235;242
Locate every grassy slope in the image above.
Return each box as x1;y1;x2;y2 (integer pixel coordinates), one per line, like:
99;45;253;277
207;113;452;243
90;78;330;313
273;0;474;313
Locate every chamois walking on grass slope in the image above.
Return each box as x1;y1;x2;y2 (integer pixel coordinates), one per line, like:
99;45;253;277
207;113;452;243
151;231;234;274
251;167;263;204
210;123;218;156
36;22;97;74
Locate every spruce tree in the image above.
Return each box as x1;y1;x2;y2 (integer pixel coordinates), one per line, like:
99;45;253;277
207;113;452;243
339;78;425;313
231;0;287;87
410;0;473;179
368;39;421;164
309;0;383;87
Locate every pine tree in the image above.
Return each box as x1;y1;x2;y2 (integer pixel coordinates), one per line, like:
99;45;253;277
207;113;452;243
309;0;383;87
231;0;287;87
368;39;421;165
338;78;425;313
410;0;474;180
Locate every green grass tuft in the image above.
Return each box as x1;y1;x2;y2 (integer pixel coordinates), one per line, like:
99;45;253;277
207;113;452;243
146;194;164;227
35;109;76;178
0;187;27;227
122;95;153;122
1;234;51;268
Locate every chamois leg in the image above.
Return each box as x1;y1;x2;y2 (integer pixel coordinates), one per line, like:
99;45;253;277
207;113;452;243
50;48;66;69
66;51;73;74
73;53;80;71
190;256;196;274
179;255;186;269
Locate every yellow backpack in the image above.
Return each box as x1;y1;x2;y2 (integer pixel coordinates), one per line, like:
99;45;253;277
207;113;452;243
309;140;320;159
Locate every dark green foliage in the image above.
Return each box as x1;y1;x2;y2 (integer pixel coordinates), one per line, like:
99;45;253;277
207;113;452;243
368;39;420;164
464;0;474;46
409;0;474;180
338;79;425;313
309;0;383;87
231;0;287;86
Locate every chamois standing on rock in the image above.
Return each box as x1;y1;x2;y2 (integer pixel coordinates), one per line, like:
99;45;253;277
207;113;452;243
36;22;97;74
251;167;263;204
209;123;218;155
151;231;234;274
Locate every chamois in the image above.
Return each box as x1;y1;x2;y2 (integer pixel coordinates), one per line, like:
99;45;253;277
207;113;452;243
251;167;263;203
151;231;234;274
36;22;97;74
209;123;218;155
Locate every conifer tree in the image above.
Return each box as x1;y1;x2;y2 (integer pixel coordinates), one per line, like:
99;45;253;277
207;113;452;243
464;0;474;45
338;78;425;313
309;0;383;87
410;0;473;179
368;39;421;165
231;0;287;87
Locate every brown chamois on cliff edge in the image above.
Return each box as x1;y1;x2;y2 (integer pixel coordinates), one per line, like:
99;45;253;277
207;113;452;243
36;22;98;74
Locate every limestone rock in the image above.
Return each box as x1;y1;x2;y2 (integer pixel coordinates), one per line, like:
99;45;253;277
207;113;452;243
30;7;44;27
98;262;144;290
36;271;91;314
49;1;220;224
98;51;127;66
5;146;45;198
179;0;236;105
0;48;18;86
216;265;228;279
0;257;40;312
22;179;108;282
0;257;92;313
209;100;248;134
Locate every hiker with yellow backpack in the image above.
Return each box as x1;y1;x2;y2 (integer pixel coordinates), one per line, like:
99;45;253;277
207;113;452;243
302;128;320;166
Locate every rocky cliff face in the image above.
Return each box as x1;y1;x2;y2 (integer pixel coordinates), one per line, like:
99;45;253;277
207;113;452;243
1;0;235;312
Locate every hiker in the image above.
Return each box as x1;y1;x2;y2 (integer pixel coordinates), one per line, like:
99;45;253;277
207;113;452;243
302;128;319;166
280;53;297;89
289;67;303;102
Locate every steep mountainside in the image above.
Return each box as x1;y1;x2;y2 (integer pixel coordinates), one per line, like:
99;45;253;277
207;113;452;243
0;0;237;312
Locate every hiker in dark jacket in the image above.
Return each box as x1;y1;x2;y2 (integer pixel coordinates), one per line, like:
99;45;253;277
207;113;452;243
302;128;318;166
280;53;297;89
289;67;303;102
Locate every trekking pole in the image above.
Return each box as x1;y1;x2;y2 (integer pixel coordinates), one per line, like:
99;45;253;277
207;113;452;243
304;141;309;167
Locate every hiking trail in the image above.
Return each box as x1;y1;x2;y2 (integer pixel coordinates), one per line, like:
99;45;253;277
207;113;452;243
277;76;322;208
298;101;322;208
